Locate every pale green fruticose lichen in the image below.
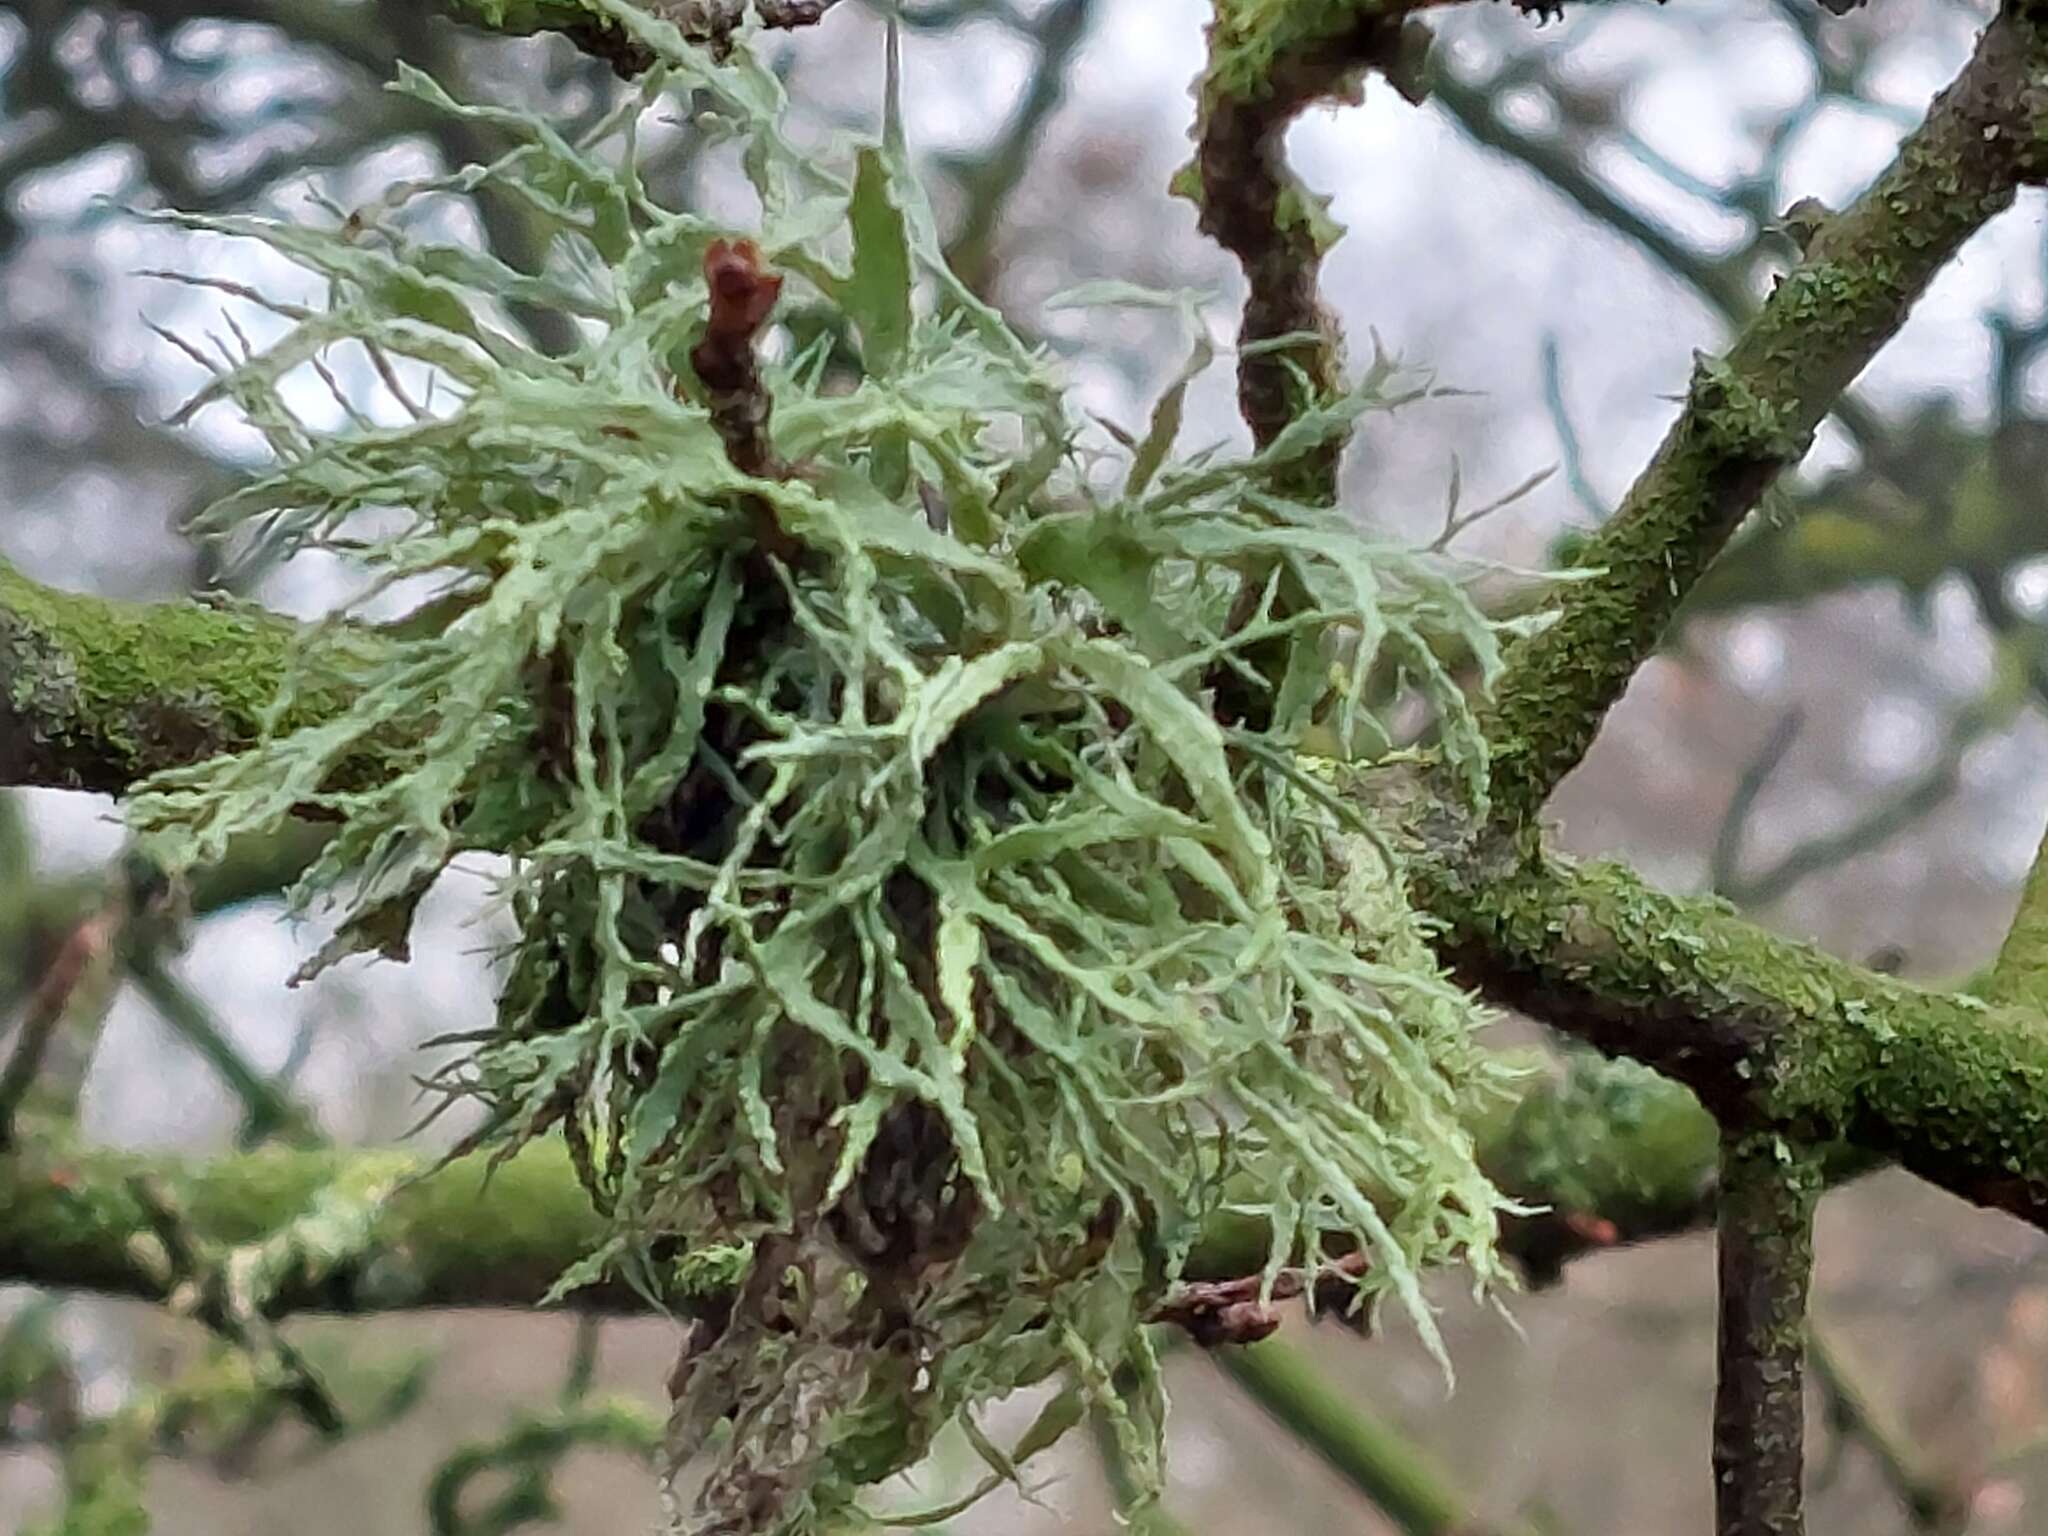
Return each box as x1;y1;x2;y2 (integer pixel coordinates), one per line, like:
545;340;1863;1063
126;14;1520;1532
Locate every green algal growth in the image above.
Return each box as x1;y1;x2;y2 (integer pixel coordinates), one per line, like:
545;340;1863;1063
127;15;1515;1534
1687;355;1810;464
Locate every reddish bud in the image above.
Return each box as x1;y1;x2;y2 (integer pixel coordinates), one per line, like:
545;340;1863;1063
703;238;783;340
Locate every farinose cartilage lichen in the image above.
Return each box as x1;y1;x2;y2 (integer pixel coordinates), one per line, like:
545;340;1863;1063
127;9;1519;1531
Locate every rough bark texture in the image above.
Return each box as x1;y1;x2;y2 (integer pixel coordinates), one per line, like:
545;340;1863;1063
1421;842;2048;1231
1713;1137;1820;1536
0;558;353;798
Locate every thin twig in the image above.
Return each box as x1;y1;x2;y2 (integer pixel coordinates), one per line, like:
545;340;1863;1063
1539;335;1609;525
128;1175;348;1437
942;0;1096;294
1713;694;2004;912
1222;1334;1537;1536
125;950;321;1148
1808;1324;1971;1533
1156;1252;1370;1346
688;238;803;565
1707;708;1805;900
1714;1135;1820;1536
0;905;120;1147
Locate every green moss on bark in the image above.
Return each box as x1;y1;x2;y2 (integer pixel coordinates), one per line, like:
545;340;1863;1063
1713;1133;1819;1536
0;1131;617;1314
1987;829;2048;1013
1422;843;2048;1229
1199;0;1424;111
1484;14;2048;820
0;559;356;796
1482;1052;1716;1220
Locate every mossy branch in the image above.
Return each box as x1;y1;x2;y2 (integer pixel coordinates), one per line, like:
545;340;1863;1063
1481;11;2048;822
0;556;362;797
1713;1135;1820;1536
1422;842;2048;1231
1190;2;1434;498
0;1059;1747;1319
0;1130;626;1315
1188;0;1464;729
1986;816;2048;1012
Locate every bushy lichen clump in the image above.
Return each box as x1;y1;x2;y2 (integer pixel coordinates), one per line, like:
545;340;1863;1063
129;9;1515;1530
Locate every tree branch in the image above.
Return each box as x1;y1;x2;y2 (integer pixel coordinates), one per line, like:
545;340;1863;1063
0;557;357;796
1481;11;2048;823
1986;814;2048;1012
1429;65;1758;331
1188;1;1445;728
1808;1325;1970;1532
1423;843;2048;1231
1713;1134;1819;1536
0;1131;624;1315
941;0;1097;296
1710;696;2006;913
125;950;321;1148
0;1055;1746;1319
1191;3;1438;494
1222;1334;1536;1536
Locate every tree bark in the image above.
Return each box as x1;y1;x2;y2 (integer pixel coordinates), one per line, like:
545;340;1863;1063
1714;1136;1820;1536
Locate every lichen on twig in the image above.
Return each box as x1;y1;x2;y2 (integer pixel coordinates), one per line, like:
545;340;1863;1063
110;21;1520;1533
